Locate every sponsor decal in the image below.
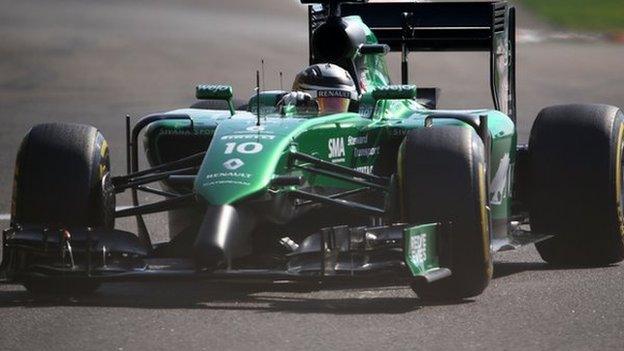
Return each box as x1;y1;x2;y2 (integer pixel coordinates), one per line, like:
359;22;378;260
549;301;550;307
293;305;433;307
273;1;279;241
222;158;245;170
390;128;409;137
221;134;275;140
204;180;251;187
490;153;511;205
158;129;212;136
328;137;345;159
354;147;379;157
317;89;352;99
205;155;253;186
354;165;373;174
409;233;428;265
246;125;265;132
234;124;276;135
206;170;251;179
347;135;368;146
196;84;232;96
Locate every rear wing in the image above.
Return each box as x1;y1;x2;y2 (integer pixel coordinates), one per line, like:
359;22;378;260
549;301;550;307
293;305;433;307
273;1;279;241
308;1;517;121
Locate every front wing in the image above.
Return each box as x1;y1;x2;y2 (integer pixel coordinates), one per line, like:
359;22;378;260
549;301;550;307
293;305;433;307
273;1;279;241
0;223;451;286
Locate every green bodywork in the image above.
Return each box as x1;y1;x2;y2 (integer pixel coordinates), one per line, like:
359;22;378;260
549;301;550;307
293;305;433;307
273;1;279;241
143;15;517;276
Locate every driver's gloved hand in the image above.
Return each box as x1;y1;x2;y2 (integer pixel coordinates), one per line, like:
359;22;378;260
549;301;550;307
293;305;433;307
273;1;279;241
278;91;313;107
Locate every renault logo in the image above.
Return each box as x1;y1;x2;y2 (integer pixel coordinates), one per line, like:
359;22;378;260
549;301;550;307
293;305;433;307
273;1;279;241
223;158;245;170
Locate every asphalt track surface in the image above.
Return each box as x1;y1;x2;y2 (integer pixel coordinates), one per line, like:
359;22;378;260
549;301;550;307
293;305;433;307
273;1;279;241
1;1;624;350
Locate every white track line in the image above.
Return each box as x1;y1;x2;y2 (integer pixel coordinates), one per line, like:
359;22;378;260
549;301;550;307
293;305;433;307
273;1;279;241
517;29;602;44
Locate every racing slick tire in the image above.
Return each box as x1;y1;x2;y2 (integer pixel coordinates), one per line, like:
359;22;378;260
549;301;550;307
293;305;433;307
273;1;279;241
401;126;492;300
530;104;624;266
12;123;115;295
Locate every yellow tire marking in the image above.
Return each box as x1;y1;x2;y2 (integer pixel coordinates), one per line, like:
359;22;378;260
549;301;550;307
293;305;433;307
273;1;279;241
100;139;108;158
615;122;624;236
478;162;493;277
99;139;109;178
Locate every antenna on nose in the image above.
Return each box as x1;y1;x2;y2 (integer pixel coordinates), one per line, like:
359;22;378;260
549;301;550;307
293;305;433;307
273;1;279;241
279;71;284;91
256;70;261;126
261;59;266;91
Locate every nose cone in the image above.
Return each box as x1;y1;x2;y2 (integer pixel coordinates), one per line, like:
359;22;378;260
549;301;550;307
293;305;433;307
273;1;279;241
193;205;252;270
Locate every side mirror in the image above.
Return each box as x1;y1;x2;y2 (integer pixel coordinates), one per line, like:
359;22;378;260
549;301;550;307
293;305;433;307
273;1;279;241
196;84;235;115
368;85;417;119
372;85;417;101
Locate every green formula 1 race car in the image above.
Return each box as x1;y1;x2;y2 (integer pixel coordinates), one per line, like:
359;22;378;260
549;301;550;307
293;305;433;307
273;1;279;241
2;0;623;299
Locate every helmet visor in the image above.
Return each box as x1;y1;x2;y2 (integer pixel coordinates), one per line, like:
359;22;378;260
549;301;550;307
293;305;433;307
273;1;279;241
315;90;353;115
317;96;351;115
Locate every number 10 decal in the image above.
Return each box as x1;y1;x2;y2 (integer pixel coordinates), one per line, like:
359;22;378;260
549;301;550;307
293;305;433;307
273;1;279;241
224;142;264;155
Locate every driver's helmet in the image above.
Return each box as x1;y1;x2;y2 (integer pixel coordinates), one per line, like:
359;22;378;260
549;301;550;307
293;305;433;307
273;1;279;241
292;63;358;115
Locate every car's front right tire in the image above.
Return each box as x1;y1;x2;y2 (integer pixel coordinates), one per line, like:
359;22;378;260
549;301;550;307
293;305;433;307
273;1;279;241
12;123;115;295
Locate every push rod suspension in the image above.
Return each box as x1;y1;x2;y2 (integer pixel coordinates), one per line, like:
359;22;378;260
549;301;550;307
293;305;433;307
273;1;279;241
115;194;196;218
296;187;371;207
290;190;385;216
136;186;181;198
295;165;387;192
115;167;199;192
114;151;205;183
291;152;388;186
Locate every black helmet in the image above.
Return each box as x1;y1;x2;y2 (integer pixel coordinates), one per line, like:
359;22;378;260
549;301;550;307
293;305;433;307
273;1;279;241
293;63;358;99
292;63;358;115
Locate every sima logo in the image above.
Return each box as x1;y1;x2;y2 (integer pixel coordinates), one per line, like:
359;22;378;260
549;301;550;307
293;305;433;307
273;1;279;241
328;137;345;159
